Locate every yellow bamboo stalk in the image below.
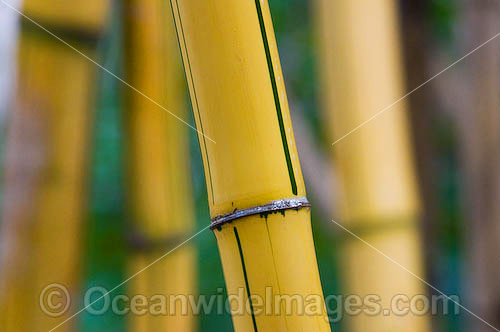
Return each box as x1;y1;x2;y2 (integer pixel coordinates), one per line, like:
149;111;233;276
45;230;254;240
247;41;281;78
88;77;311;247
22;0;109;34
315;0;430;331
170;1;331;331
0;1;109;331
123;0;195;331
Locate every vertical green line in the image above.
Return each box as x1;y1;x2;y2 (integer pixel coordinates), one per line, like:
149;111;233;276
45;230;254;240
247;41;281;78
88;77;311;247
254;0;297;195
234;227;259;332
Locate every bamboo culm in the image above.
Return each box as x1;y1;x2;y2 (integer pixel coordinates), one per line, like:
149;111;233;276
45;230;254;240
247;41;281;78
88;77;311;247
315;0;430;331
0;0;110;330
124;0;196;330
170;1;331;331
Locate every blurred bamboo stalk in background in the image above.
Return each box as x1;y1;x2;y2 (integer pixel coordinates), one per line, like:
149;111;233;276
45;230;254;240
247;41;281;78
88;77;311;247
123;0;196;331
170;0;331;331
315;0;430;331
458;1;500;330
0;0;109;331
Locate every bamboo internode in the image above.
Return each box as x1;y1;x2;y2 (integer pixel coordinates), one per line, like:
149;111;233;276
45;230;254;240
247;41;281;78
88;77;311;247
170;1;331;331
124;0;196;330
0;1;110;330
315;0;430;331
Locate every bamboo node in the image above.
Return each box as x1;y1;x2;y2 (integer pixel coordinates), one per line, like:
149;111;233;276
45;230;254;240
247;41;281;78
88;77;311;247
210;197;310;231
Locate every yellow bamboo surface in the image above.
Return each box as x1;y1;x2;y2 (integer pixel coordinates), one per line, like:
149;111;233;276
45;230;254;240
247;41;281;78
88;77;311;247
0;34;98;331
315;0;429;331
171;0;330;331
128;250;195;331
216;210;330;331
124;0;195;330
171;0;306;217
23;0;109;34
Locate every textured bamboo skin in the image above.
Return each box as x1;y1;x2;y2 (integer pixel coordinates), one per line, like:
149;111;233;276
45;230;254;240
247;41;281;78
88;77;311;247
0;12;106;332
171;1;330;331
124;0;196;330
315;0;429;331
170;0;306;217
215;210;330;331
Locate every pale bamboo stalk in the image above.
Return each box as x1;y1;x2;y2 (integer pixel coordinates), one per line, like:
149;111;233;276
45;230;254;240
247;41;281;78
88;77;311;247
123;0;196;331
0;1;109;330
170;1;331;331
314;0;430;331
